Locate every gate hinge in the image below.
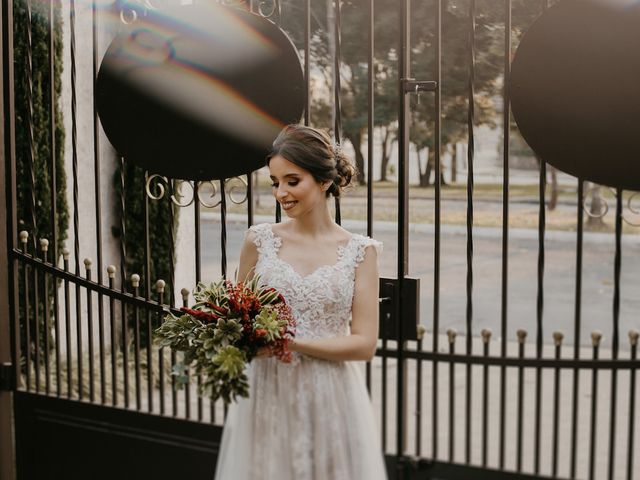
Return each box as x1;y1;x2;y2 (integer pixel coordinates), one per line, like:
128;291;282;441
0;363;15;391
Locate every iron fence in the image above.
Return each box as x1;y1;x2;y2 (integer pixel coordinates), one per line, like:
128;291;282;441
2;0;639;479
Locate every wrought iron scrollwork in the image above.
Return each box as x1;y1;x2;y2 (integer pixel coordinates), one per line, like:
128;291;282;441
582;185;640;227
145;175;248;208
623;191;640;227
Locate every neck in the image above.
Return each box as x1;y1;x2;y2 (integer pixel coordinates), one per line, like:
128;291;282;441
290;198;336;237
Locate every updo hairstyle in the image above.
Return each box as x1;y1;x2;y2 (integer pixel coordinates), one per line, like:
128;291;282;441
267;124;357;198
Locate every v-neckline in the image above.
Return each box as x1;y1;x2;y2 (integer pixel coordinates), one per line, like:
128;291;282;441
267;224;355;280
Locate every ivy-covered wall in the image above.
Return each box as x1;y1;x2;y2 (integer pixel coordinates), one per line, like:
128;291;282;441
13;0;68;255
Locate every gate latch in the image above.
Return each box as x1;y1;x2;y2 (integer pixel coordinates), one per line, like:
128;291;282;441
0;363;14;391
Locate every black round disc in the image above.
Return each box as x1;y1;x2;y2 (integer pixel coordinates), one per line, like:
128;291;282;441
511;0;640;191
96;3;304;181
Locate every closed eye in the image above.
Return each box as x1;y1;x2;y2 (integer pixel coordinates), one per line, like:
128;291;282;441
271;181;299;187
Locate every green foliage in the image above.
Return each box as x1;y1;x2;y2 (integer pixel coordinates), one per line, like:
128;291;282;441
13;0;68;255
112;164;176;305
280;0;544;185
13;0;68;364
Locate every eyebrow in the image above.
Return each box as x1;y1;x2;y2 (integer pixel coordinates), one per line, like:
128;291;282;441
269;173;301;180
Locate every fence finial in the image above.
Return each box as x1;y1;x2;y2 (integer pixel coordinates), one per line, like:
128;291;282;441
516;328;528;343
39;238;49;252
591;330;603;347
131;274;140;288
447;328;457;344
19;231;28;244
417;324;426;341
107;265;117;278
481;328;492;343
181;288;190;302
629;329;639;347
156;279;166;294
553;331;564;346
62;247;70;260
83;258;92;269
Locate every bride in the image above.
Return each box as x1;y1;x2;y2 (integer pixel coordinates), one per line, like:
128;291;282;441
213;124;387;480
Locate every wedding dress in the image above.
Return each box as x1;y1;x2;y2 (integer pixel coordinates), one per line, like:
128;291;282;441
213;223;387;480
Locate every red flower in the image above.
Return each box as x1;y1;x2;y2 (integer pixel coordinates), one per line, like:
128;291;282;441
180;307;218;324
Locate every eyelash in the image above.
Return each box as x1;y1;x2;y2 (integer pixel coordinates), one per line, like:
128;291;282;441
271;181;299;188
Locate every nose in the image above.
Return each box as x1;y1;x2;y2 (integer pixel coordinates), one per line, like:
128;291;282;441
275;184;288;199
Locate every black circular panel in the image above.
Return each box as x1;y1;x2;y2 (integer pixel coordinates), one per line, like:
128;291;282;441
96;3;304;180
511;0;640;191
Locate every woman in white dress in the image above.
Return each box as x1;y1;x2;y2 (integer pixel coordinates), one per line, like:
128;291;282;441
214;124;387;480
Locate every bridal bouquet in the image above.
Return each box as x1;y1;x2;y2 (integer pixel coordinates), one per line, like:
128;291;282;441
154;277;295;403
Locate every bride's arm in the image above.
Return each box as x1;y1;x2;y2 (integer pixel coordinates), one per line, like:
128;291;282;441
289;245;380;362
236;230;259;283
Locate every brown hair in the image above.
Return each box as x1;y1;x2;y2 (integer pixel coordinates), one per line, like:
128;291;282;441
267;124;357;198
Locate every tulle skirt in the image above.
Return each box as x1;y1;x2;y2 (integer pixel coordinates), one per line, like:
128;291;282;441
213;355;387;480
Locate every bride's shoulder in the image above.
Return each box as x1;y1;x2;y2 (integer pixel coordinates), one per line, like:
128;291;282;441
350;231;383;258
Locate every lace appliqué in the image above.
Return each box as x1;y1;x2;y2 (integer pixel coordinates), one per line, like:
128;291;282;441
248;223;381;343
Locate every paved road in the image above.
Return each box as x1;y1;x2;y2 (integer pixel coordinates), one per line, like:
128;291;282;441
200;215;640;349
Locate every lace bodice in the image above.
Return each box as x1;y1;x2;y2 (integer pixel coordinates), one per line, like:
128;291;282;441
248;223;382;341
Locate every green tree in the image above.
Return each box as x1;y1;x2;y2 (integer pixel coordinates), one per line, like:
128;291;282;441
13;0;69;363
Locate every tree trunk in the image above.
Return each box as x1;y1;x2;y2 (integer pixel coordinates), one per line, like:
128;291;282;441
587;183;605;228
379;128;391;182
547;165;558;211
416;144;429;187
451;144;457;184
345;130;366;184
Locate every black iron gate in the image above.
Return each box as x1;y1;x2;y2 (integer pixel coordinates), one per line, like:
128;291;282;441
2;1;639;479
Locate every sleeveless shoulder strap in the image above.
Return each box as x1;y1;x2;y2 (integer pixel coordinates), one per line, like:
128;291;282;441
349;234;383;266
247;223;280;256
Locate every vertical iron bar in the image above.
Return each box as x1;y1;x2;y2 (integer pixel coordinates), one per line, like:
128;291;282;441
69;0;82;402
571;180;584;478
589;332;602;480
157;280;166;415
41;241;50;394
499;0;512;468
24;0;38;251
516;329;526;472
608;189;623;480
63;249;71;397
448;330;456;462
397;0;412;470
98;265;106;403
218;180;228;422
381;325;388;451
119;158;129;408
146;291;154;413
246;176;254;228
21;236;31;390
432;0;443;462
132;277;141;410
333;0;342;225
33;250;40;393
627;332;638;480
194;186;202;420
108;267;117;406
481;329;491;467
182;290;191;419
534;158;546;475
143;173;152;411
85;259;94;402
465;0;476;465
416;330;424;456
552;332;563;477
365;0;374;395
47;0;61;398
303;0;310;125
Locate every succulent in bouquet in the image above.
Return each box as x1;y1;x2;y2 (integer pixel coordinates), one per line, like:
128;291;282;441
154;276;295;403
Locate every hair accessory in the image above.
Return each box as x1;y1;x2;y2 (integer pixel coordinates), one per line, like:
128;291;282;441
333;142;342;163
